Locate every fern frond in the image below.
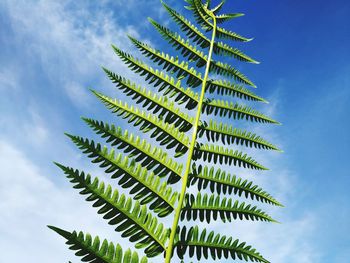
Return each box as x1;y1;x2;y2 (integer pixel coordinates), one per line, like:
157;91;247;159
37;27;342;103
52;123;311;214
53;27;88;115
209;61;255;86
182;193;277;223
48;226;149;263
113;44;202;88
197;0;245;24
128;35;202;89
175;226;269;262
210;0;225;15
51;168;169;257
161;3;258;63
144;20;207;67
79;121;183;181
216;13;244;24
55;160;177;217
105;65;197;112
97;73;194;132
206;81;265;102
207;79;266;101
66;132;182;184
148;20;255;85
88;94;190;155
198;120;281;151
51;0;281;261
186;0;251;42
202;99;280;124
193;144;268;170
188;164;283;206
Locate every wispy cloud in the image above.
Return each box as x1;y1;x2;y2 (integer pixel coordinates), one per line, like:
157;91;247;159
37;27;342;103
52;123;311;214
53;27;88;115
3;0;142;105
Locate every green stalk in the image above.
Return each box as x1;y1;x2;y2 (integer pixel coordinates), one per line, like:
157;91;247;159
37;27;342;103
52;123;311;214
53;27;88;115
164;11;217;263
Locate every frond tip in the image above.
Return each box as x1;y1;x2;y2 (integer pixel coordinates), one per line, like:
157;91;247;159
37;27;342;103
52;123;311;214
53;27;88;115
161;2;258;64
48;226;149;263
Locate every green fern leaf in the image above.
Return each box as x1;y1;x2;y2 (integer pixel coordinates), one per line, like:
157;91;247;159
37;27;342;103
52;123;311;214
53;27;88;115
66;132;182;184
51;169;169;257
202;99;280;124
196;0;245;24
129;34;201;87
139;22;207;68
210;0;225;15
55;160;178;217
181;193;277;223
89;93;190;154
175;226;270;262
209;62;256;87
186;0;252;42
48;226;149;263
161;2;258;63
51;1;281;262
113;44;203;88
206;80;264;102
216;13;244;24
103;66;198;111
189;164;283;206
100;71;194;131
148;20;256;85
209;61;256;86
193;144;268;170
198;120;281;151
206;79;266;101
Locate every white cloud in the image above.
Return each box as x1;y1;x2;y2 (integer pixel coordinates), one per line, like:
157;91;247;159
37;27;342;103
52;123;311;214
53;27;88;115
4;0;146;107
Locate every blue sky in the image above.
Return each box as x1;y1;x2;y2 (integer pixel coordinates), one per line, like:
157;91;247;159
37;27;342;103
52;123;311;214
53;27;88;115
0;0;349;262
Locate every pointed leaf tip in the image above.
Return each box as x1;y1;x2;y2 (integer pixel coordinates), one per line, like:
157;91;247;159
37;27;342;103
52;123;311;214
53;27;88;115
53;161;66;170
47;225;71;237
64;132;75;140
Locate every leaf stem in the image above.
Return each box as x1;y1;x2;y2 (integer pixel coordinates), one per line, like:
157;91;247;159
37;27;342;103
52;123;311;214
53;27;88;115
164;11;217;263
